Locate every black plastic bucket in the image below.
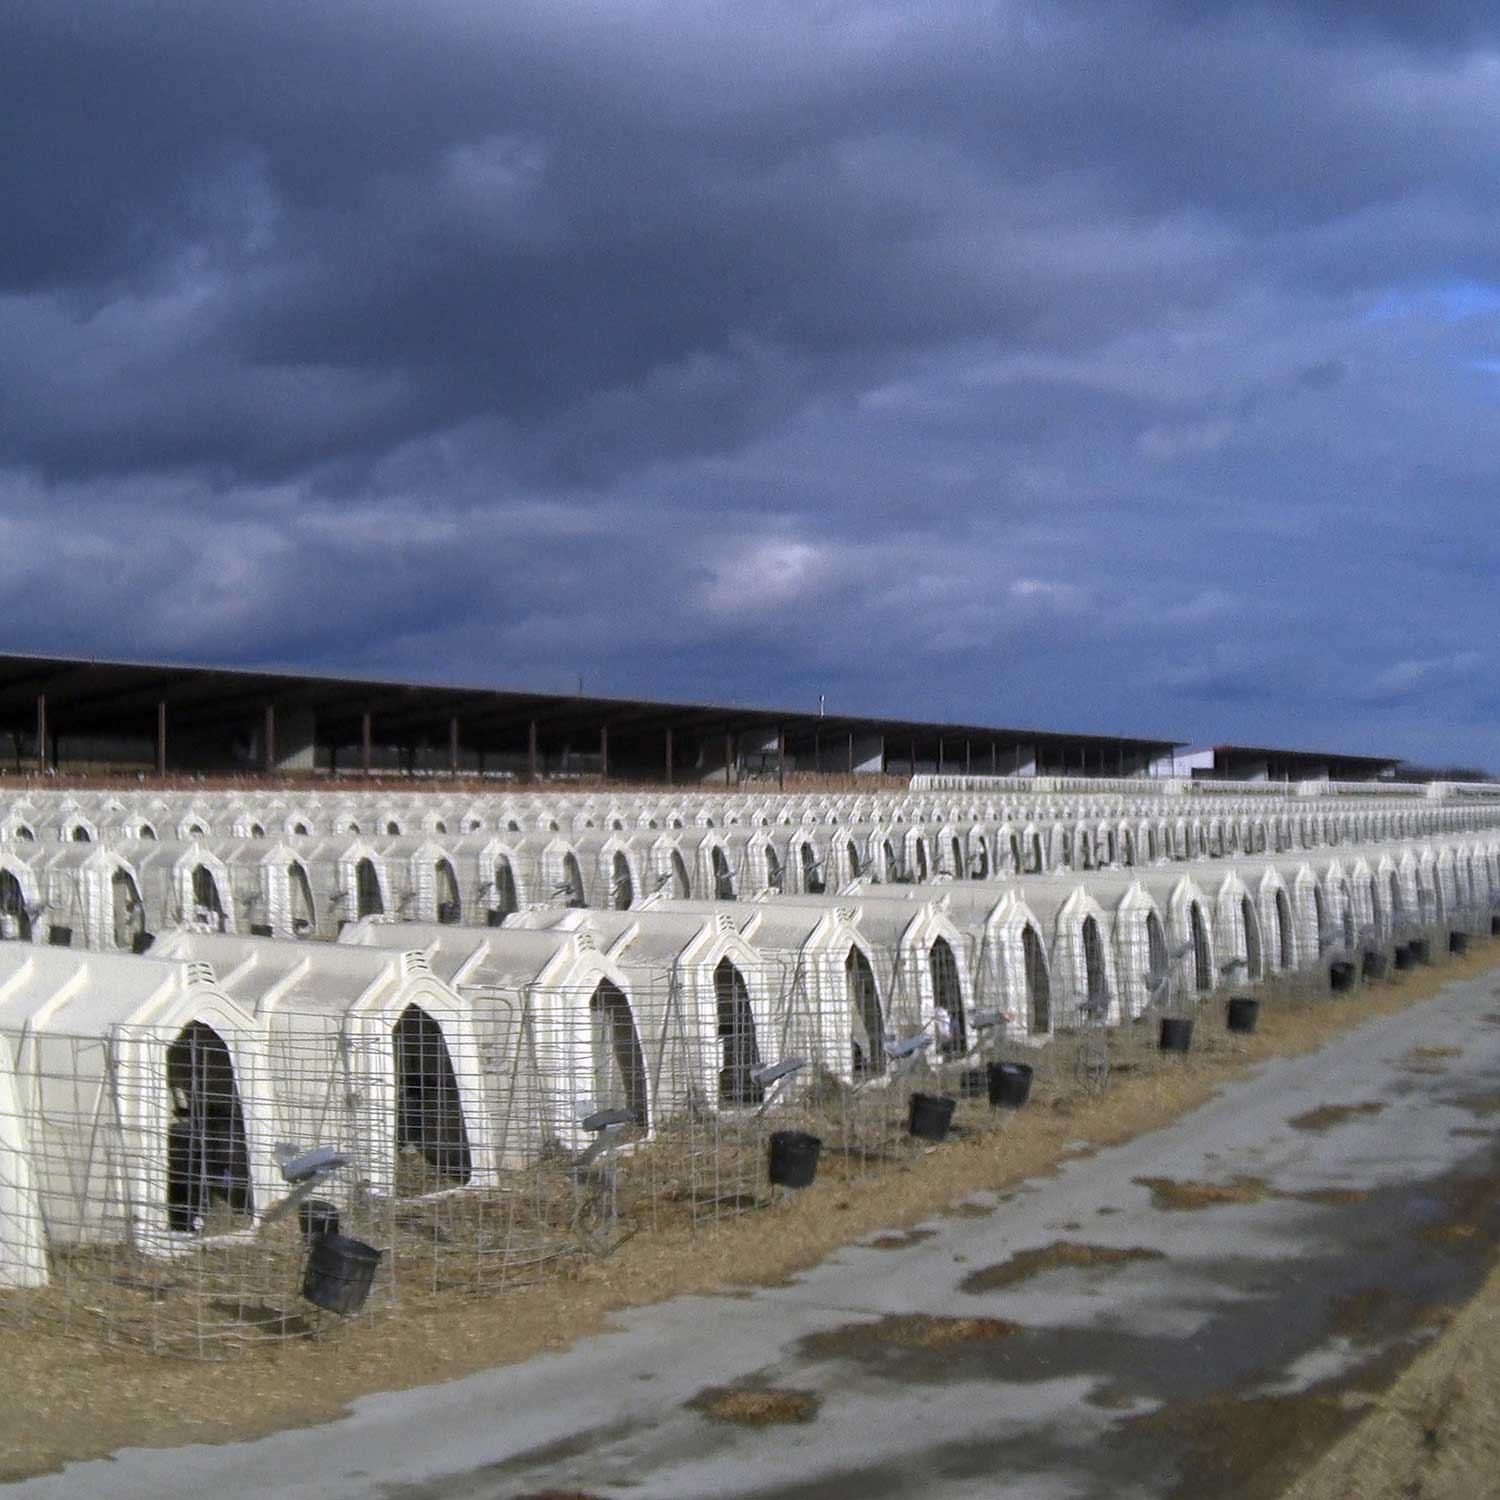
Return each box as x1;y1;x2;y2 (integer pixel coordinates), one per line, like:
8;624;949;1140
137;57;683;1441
1159;1017;1194;1053
1362;949;1387;981
908;1092;957;1142
768;1130;822;1188
298;1198;340;1240
1225;997;1259;1034
249;922;273;938
987;1060;1034;1109
1449;930;1469;956
1411;937;1432;964
486;908;507;928
1393;942;1416;971
301;1233;381;1315
1329;960;1357;992
130;930;155;954
47;926;72;948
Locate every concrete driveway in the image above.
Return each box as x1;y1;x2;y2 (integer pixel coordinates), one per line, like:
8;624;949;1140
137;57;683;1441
13;971;1500;1500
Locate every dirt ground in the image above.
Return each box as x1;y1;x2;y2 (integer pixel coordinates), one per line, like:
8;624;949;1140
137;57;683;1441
4;945;1500;1484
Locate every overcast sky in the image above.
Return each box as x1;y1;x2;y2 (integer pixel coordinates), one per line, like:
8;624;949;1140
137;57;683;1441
3;1;1497;764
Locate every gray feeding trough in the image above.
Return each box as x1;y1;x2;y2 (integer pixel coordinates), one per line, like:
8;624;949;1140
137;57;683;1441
883;1031;934;1090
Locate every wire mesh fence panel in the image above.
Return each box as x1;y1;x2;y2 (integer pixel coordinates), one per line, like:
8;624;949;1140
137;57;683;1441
0;868;1489;1358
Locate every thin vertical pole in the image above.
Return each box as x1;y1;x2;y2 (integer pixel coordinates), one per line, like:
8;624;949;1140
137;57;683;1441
991;741;998;774
34;695;46;774
965;738;971;776
528;719;539;781
449;714;460;775
263;704;276;774
361;711;373;775
776;728;784;791
665;727;674;787
725;729;734;787
156;701;167;778
600;724;609;783
847;731;854;775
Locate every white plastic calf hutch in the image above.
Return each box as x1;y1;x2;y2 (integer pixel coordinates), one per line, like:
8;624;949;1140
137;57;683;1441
657;899;887;1085
512;906;785;1117
151;931;492;1199
36;844;148;951
732;891;974;1062
897;883;1054;1042
339;921;650;1163
0;1038;46;1287
0;945;276;1257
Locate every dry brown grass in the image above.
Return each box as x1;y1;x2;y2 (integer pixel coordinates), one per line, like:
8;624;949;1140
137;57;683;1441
2;942;1498;1481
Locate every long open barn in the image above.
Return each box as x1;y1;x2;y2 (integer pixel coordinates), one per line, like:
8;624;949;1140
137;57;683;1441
0;650;1187;783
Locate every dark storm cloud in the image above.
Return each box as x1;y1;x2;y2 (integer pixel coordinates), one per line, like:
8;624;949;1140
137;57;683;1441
2;0;1499;763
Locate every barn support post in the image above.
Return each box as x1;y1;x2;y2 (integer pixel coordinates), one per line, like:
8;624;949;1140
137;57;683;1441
527;720;539;781
156;701;167;778
34;695;45;773
361;711;373;775
965;738;971;776
263;705;276;774
664;727;674;788
991;741;998;774
847;730;854;774
448;714;460;776
777;727;785;791
600;724;609;783
724;729;734;787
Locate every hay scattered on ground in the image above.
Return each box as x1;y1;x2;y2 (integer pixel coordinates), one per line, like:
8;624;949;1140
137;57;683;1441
688;1387;821;1426
1289;1186;1371;1206
1403;1044;1464;1075
801;1313;1020;1359
1288;1101;1388;1133
864;1229;939;1250
960;1241;1166;1293
1133;1175;1274;1211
